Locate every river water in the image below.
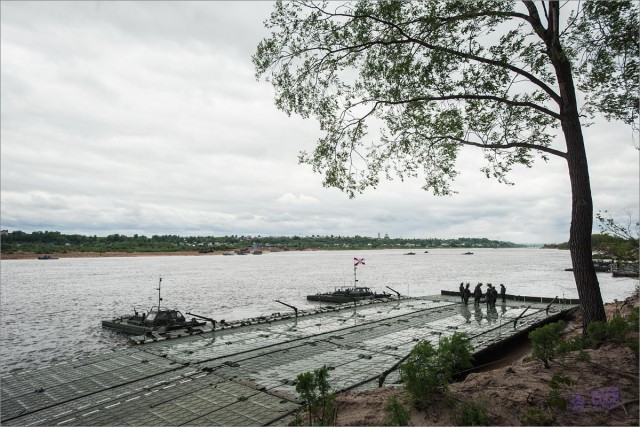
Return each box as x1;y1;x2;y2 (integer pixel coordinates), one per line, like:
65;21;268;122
0;248;636;374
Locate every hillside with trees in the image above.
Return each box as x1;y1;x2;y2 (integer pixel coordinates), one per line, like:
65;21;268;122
548;234;639;262
0;230;523;255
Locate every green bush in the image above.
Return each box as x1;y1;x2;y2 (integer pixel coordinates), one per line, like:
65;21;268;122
585;321;608;344
575;349;591;362
548;389;567;410
625;307;639;358
399;340;441;407
548;371;572;389
288;413;304;426
528;320;566;368
547;372;572;410
586;313;633;347
556;334;585;355
607;315;631;341
520;406;553;426
437;333;475;377
382;395;411;426
453;400;490;426
629;336;639;358
628;307;639;331
294;365;335;425
399;333;473;408
555;310;638;360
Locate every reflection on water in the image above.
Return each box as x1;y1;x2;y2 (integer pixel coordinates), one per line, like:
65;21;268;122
458;305;471;324
1;248;636;374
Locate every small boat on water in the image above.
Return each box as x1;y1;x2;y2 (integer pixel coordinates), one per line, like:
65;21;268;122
101;278;213;338
404;252;416;255
306;257;395;303
463;252;474;255
307;286;388;303
37;255;58;260
612;261;639;278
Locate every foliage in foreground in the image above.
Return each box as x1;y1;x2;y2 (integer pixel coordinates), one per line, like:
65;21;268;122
399;333;473;409
519;371;573;425
520;406;554;426
547;372;573;410
529;307;640;370
382;395;411;426
528;320;567;368
293;365;335;425
452;399;490;426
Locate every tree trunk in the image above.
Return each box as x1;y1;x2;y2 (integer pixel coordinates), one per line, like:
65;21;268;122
547;1;607;327
564;116;607;328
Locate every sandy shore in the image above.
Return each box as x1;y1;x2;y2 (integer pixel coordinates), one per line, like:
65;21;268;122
333;294;639;426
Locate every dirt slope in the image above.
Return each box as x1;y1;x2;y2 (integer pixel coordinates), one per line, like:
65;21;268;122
332;295;639;426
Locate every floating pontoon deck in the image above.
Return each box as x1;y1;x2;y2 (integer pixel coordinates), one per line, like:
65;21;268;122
1;292;579;426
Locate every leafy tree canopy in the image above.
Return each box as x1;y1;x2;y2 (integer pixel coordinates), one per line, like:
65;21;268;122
254;0;638;326
573;1;639;130
254;0;638;197
594;210;639;261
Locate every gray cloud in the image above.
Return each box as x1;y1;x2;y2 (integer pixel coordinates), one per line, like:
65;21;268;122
1;1;638;244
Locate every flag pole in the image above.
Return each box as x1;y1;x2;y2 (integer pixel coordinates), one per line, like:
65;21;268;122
353;257;364;288
354;262;357;287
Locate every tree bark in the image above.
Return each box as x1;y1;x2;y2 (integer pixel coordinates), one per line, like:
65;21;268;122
564;113;607;328
545;0;607;327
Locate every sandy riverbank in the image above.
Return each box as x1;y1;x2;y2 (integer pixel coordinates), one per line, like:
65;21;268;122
332;294;639;426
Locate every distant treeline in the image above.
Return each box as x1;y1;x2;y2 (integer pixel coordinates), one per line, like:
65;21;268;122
0;230;523;254
543;234;639;262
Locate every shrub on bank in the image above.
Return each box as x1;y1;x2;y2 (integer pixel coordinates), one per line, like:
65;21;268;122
528;320;566;368
399;333;473;408
529;305;639;369
452;399;490;426
383;395;410;426
293;365;335;426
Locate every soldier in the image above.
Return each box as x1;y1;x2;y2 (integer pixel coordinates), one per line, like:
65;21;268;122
491;285;498;308
464;283;471;305
485;284;493;308
473;283;483;306
500;284;506;303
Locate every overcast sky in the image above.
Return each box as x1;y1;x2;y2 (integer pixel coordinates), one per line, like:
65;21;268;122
1;1;638;244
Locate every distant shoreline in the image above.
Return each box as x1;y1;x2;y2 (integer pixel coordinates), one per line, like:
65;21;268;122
0;246;549;261
0;250;288;260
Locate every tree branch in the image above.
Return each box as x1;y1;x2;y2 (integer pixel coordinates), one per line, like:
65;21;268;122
339;9;563;104
436;10;534;25
376;94;561;120
450;136;567;158
288;2;563;106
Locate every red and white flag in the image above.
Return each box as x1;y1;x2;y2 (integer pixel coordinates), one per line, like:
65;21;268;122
354;257;365;266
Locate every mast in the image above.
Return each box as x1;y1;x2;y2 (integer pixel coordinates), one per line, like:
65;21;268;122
156;277;163;309
353;257;365;287
354;263;357;287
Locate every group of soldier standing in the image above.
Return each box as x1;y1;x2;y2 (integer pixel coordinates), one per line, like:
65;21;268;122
459;282;506;307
